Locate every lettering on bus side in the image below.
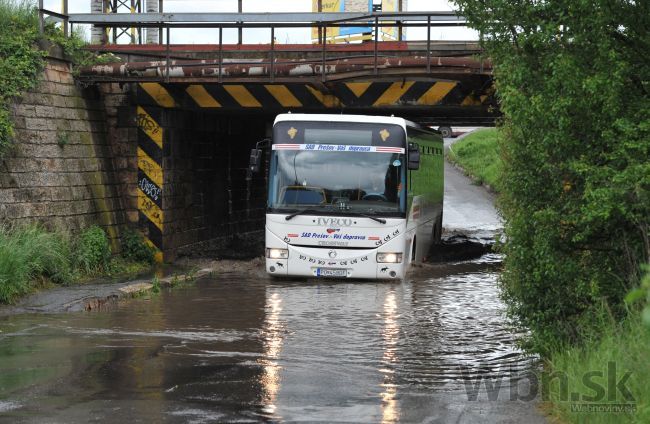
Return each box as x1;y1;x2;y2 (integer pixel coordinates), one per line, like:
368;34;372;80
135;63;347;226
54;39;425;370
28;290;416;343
374;229;401;246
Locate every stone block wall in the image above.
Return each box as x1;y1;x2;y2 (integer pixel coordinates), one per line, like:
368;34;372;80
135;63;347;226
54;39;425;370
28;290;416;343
165;110;268;260
0;58;125;248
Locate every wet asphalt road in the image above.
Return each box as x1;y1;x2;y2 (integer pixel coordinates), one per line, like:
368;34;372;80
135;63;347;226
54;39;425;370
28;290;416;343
0;137;546;423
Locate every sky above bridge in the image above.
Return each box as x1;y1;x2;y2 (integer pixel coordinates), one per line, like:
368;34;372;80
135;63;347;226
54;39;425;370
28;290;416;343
44;0;477;43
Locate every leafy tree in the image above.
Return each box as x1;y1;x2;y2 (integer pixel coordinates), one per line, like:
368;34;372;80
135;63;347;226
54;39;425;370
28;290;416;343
453;0;650;351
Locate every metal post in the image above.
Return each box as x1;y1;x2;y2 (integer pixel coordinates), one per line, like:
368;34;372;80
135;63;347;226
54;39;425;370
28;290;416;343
374;17;379;75
397;0;403;41
158;0;163;44
321;24;326;82
270;26;275;83
238;0;243;45
165;26;170;82
218;26;223;83
145;0;159;44
38;0;43;34
62;0;68;37
426;15;431;74
317;0;322;44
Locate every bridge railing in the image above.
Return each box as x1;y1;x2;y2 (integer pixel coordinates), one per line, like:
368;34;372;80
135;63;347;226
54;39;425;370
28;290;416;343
37;8;481;83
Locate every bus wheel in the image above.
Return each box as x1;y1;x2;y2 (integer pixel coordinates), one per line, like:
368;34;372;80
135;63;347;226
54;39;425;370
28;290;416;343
411;237;417;263
433;215;443;245
439;126;452;138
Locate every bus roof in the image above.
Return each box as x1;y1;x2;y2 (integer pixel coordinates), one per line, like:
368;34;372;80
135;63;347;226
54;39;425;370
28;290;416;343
274;113;408;128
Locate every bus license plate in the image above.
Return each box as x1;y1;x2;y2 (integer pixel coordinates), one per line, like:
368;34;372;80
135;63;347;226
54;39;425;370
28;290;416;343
317;268;347;277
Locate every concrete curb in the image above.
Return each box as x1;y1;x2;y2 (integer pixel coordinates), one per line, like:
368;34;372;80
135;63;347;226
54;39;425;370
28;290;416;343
84;267;216;311
0;267;217;316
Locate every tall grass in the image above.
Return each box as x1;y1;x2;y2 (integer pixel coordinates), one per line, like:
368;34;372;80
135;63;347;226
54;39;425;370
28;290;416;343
447;128;502;192
0;225;71;303
546;311;650;423
0;224;154;303
0;0;38;26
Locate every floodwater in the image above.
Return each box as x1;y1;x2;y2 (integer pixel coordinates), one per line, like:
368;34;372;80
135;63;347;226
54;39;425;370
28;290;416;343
0;255;542;423
0;144;545;423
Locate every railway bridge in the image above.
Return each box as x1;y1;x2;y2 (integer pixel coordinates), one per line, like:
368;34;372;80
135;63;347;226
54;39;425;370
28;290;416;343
40;7;497;260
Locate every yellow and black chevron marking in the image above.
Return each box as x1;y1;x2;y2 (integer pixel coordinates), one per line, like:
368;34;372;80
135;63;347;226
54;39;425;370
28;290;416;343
136;103;165;263
136;80;493;110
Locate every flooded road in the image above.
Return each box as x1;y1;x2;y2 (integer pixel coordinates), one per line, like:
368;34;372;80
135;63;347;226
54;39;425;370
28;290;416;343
0;257;541;423
0;138;545;423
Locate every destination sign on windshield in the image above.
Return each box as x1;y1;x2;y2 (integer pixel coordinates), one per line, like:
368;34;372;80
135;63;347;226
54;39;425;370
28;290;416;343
273;121;405;147
272;144;404;153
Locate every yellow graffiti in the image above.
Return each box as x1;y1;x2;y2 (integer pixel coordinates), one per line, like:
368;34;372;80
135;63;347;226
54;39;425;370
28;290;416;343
136;106;163;148
137;147;163;188
138;189;164;231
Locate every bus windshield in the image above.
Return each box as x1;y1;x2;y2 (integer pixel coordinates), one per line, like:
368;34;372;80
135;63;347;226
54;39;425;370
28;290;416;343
268;149;406;216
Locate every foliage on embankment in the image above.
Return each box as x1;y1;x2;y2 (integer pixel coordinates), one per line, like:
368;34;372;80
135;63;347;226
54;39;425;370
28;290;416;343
0;0;44;156
0;224;155;303
455;0;650;351
447;128;502;192
454;0;649;419
0;0;112;158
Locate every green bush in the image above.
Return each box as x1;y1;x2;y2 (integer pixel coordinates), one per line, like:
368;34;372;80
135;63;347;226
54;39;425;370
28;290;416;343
455;0;650;351
0;0;114;158
0;224;71;303
447;128;502;191
120;228;155;264
0;0;44;156
74;225;111;273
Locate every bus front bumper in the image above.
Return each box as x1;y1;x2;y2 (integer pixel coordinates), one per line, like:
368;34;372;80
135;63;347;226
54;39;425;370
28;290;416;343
265;245;406;280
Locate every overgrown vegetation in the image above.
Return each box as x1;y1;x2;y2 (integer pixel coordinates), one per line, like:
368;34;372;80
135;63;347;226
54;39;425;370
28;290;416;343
74;225;111;274
121;228;156;264
454;0;650;350
0;0;117;157
0;224;153;303
545;269;650;422
453;0;649;421
447;128;502;192
0;0;44;156
547;310;650;423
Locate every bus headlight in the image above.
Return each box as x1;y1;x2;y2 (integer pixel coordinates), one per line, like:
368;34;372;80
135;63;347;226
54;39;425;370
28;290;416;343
377;252;403;263
266;248;289;259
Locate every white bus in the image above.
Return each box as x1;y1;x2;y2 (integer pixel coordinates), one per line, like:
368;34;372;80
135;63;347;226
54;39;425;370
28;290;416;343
249;114;444;279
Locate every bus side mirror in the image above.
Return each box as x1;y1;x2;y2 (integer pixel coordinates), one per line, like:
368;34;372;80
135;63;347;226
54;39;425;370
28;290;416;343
407;142;420;170
247;138;270;180
249;148;263;173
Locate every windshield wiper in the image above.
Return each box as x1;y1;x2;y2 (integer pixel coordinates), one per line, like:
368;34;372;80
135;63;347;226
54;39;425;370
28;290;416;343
284;208;387;224
285;208;326;221
348;212;386;224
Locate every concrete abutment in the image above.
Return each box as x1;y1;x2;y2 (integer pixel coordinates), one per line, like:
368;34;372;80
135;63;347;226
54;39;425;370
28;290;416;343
1;59;270;261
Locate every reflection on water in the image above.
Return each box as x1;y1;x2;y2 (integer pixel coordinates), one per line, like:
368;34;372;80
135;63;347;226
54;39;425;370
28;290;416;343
260;292;284;418
0;257;536;423
381;289;399;424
